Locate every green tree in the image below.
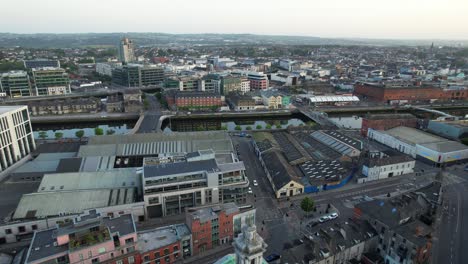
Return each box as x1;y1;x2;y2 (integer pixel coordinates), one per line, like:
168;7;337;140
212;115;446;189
256;124;263;130
276;124;282;129
94;127;104;136
54;132;64;140
461;138;468;146
221;125;228;131
106;129;116;135
300;197;315;218
265;124;272;129
235;125;242;131
246;126;252;131
38;131;48;139
75;130;85;140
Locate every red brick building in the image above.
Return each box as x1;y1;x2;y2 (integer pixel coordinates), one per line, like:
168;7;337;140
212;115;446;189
166;91;223;110
249;79;268;90
354;82;468;103
186;203;239;255
361;114;419;136
137;224;192;264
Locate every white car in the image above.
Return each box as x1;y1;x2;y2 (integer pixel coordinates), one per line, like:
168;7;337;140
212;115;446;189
328;213;338;219
319;216;329;223
247;187;253;194
253;180;258;186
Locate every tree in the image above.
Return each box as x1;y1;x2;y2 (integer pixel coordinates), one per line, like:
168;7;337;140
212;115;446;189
246;126;252;131
256;124;263;130
300;197;315;217
106;129;116;135
38;131;48;139
235;125;242;131
94;127;104;136
276;124;282;129
221;125;228;131
75;130;85;140
265;124;272;129
54;132;64;140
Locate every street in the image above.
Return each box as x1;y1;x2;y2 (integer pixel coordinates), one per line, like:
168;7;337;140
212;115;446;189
432;168;468;264
231;135;443;257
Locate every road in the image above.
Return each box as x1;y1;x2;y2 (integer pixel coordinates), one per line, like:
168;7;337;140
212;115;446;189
432;167;468;264
137;94;163;133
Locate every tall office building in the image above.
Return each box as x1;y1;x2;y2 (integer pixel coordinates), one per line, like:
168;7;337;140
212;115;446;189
0;106;36;172
119;38;136;64
0;71;33;97
112;64;164;87
31;67;71;96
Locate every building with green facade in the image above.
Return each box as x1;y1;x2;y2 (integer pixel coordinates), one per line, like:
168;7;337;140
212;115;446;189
0;71;33;97
112;64;164;87
31;67;70;96
220;76;242;95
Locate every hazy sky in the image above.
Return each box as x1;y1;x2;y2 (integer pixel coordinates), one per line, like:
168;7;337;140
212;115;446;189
3;0;468;39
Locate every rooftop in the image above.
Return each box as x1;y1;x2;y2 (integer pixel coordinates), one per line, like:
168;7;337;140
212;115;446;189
137;224;190;252
260;150;294;190
144;158;219;178
13;188;136;219
0;105;27;115
365;113;417;120
384;126;446;145
188;203;239;224
300;160;349;186
365;155;414;167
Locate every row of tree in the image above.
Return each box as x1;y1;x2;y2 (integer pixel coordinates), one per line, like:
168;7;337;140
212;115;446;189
37;128;115;140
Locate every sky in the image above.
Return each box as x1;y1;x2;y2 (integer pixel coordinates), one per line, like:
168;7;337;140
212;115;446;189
2;0;468;39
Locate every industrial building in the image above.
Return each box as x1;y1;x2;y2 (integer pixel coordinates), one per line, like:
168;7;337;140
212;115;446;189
361;113;419;136
31;67;70;96
0;106;36;173
368;126;468;165
0;71;33;97
360;153;415;183
427;119;468;140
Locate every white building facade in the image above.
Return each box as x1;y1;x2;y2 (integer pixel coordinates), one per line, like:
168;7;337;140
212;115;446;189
0;106;35;172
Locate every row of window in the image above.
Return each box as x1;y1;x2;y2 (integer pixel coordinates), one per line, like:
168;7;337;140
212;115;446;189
4;224;37;235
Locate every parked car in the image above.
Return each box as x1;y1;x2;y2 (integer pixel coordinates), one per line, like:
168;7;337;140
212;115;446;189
265;253;281;262
319;216;329;223
253;180;258;186
328;213;338;219
248;187;253;194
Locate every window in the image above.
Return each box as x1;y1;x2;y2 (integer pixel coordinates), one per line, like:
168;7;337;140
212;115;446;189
155;252;160;258
31;225;38;230
165;257;170;263
126;246;135;253
116;260;123;264
164;248;170;255
88;251;92;257
174;245;179;251
98;247;106;254
91;258;99;264
125;237;134;244
79;254;84;261
128;256;135;264
18;226;26;233
143;255;150;262
5;229;12;234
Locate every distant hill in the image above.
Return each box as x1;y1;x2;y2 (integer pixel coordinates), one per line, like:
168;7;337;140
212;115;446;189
0;32;466;48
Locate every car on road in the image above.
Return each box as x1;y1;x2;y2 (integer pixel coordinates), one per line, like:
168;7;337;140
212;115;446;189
328;213;338;219
253;180;258;186
248;187;253;194
319;216;329;223
464;165;468;171
265;253;281;262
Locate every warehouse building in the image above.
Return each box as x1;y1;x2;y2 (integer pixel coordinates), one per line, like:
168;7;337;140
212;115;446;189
427;119;468;140
368;126;468;165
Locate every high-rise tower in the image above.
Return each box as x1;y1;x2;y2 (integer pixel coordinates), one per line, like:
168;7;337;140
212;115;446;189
118;37;136;64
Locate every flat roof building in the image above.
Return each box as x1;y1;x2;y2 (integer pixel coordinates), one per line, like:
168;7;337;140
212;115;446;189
31;67;70;96
0;71;33;97
0;106;36;173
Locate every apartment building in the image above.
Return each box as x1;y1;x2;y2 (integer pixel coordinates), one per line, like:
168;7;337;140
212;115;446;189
112;64;164;87
25;211;138;264
0;106;35;172
142;150;248;218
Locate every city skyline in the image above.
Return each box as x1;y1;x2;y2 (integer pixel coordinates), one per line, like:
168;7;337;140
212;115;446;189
2;0;468;40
